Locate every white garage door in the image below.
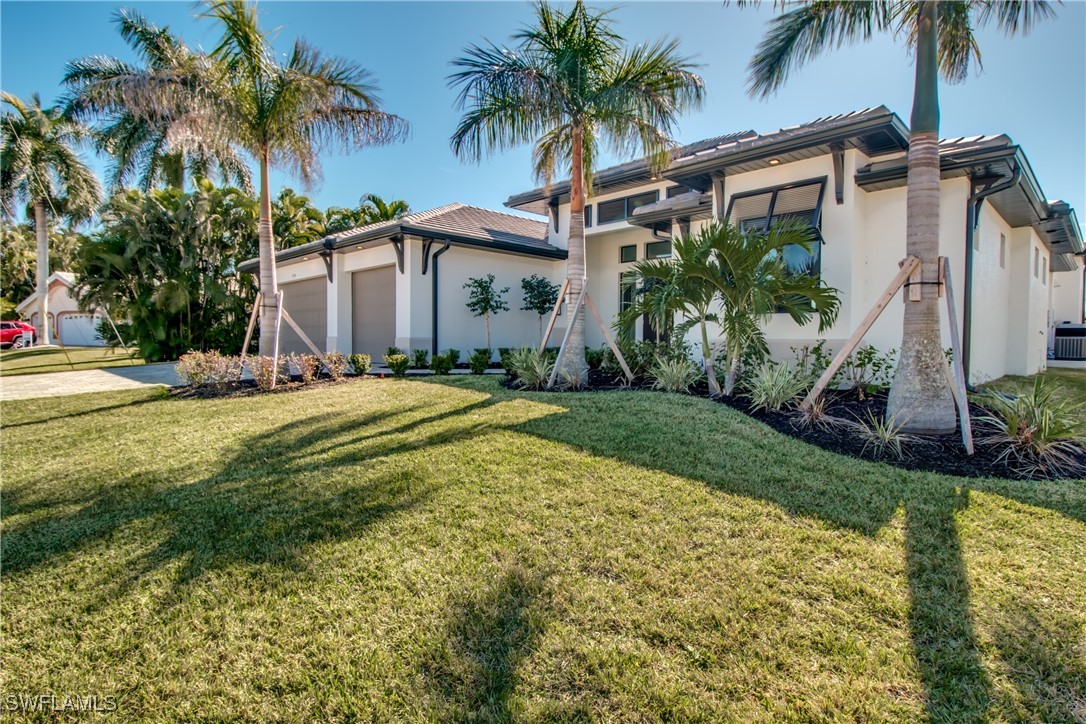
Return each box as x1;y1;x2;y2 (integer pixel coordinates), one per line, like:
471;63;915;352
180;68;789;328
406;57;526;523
352;266;397;358
279;278;327;355
57;312;105;346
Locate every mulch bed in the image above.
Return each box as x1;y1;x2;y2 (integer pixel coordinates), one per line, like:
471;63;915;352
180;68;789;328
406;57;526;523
170;376;357;399
501;371;1086;481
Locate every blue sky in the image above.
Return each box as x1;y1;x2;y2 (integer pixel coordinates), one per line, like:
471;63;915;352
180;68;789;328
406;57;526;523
2;1;1084;220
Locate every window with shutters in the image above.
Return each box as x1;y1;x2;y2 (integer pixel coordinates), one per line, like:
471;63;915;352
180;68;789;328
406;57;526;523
725;178;826;279
596;190;661;224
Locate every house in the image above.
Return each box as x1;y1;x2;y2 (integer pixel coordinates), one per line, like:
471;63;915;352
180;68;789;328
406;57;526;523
15;271;107;346
238;204;567;358
505;106;1084;383
248;106;1083;382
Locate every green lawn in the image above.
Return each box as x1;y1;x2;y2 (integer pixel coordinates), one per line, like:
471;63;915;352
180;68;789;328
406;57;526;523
0;345;142;376
2;377;1083;720
986;367;1086;403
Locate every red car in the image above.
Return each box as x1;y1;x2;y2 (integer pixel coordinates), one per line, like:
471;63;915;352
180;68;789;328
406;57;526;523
0;321;37;349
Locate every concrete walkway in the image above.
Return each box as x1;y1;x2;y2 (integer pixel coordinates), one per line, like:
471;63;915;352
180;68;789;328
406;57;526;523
0;362;180;401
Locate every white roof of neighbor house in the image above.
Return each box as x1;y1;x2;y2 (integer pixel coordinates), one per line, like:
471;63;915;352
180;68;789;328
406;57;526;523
14;271;77;313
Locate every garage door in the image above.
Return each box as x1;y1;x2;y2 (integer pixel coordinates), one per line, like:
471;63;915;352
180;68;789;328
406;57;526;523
57;312;105;346
279;277;327;355
352;266;396;358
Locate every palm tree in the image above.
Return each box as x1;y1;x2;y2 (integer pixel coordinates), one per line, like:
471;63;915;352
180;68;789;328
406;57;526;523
63;8;251;193
359;193;409;223
746;0;1056;433
622;220;840;395
325;193;409;234
1;92;101;345
80;1;409;355
273;188;326;249
449;0;704;382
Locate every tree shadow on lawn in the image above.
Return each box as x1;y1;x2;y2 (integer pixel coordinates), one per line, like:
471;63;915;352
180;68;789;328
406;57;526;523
0;387;169;428
437;380;1086;722
420;557;558;721
3;396;503;602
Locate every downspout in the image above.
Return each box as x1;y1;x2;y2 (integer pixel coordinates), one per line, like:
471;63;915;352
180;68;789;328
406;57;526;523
430;241;451;357
963;164;1020;387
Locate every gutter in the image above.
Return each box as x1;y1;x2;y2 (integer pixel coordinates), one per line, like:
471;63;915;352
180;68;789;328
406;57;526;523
963;163;1021;387
430;241;452;357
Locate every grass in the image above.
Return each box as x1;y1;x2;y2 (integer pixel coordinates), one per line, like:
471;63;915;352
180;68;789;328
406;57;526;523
2;377;1084;720
986;367;1086;404
0;345;142;377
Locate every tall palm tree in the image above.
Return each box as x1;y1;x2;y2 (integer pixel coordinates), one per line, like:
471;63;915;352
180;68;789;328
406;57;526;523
359;193;410;224
81;1;409;355
621;220;840;395
273;188;326;249
64;8;251;193
1;92;101;345
449;0;705;382
746;0;1055;433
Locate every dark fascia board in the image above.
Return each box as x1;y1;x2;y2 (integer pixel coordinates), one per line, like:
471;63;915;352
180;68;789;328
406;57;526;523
238;222;566;273
505;109;909;213
663;110;910;181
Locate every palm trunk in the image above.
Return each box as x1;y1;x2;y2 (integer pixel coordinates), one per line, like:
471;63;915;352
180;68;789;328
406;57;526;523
556;122;589;384
256;147;279;356
701;318;721;395
34;202;50;345
887;0;956;434
723;347;740;397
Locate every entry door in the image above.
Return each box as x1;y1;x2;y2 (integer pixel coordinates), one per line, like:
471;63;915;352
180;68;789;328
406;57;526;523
352;266;397;358
279;277;327;354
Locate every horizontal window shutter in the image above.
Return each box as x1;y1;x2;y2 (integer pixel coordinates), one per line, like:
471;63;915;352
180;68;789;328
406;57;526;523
728;191;772;225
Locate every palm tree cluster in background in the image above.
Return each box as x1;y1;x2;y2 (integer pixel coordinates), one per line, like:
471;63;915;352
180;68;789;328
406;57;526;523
449;0;705;382
744;0;1055;431
0;92;102;342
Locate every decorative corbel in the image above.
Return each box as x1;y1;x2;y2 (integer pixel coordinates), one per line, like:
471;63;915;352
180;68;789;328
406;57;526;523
390;234;405;274
831;143;845;205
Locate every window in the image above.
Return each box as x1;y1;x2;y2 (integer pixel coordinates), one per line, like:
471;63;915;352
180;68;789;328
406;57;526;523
619;244;637;263
619;273;635;338
597;198;627;224
1042;255;1048;283
1034;247;1040;278
584;205;593;228
726;178;826;279
666;184;694;198
595;190;660;224
646;240;672;259
999;233;1006;269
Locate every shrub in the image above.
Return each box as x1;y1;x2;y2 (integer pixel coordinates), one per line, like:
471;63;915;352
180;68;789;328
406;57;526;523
291;353;320;384
849;410;915;460
649;355;702;393
386;346;403;358
348;353;371;376
177;350;218;387
585;347;605;371
211;354;243;389
507;348;553;390
976;378;1086;476
324;351;349;380
383;353;409;377
430;353;454;375
791;340;837;388
604;339;691;379
251;356;287;391
410;349;429;369
498;347;516;374
468;349;491;375
841;345;896;399
744;361;808;412
791;394;834;431
558;368;587;391
444;348;461;366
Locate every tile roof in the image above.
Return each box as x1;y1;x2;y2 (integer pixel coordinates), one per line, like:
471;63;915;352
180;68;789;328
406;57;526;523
328;202;553;251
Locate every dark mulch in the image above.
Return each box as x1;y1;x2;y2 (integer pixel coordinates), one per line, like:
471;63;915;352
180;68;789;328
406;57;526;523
170;376;358;399
502;371;1086;481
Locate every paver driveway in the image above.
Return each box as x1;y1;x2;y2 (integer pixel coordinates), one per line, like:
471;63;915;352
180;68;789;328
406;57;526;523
0;363;179;401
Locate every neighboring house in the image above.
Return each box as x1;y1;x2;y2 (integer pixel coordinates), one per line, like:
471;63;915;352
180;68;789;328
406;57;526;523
247;105;1083;382
15;271;106;347
238;204;566;357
